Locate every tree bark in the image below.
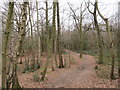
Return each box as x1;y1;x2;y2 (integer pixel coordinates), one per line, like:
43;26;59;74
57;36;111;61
28;3;36;70
93;1;103;64
79;18;83;58
52;0;58;68
12;2;28;88
2;2;14;88
56;0;64;68
118;3;120;87
96;0;115;79
118;24;120;88
36;0;41;68
41;0;52;81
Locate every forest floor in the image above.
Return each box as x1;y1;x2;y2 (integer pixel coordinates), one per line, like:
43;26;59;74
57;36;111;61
18;50;118;88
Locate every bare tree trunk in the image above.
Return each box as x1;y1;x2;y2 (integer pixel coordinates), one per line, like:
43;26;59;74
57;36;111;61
106;21;115;79
56;0;64;68
41;0;52;81
79;19;83;58
28;3;36;70
68;3;85;59
2;2;14;88
118;23;120;88
52;0;58;68
118;2;120;87
93;1;103;64
87;0;103;64
96;0;115;79
36;0;41;68
12;2;28;88
41;20;44;56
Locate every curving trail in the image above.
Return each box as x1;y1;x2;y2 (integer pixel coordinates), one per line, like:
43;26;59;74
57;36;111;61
18;50;118;88
45;50;97;88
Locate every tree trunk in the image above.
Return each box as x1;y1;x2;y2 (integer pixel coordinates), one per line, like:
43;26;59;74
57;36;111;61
106;21;115;79
41;20;44;56
118;3;120;87
2;2;14;88
52;1;58;68
28;3;36;70
12;2;28;89
36;0;41;68
56;0;64;68
96;0;115;79
41;0;52;81
93;1;103;64
79;19;83;58
12;63;21;88
118;25;120;88
19;50;24;64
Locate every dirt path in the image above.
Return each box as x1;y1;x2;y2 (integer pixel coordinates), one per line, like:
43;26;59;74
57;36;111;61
19;50;118;88
45;50;96;88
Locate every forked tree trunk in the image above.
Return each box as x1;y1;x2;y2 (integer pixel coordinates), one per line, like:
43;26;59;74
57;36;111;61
93;1;103;64
87;0;103;64
106;21;115;79
96;0;115;79
68;3;85;59
12;2;28;89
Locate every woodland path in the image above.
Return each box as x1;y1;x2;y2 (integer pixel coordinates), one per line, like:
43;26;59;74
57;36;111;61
19;50;117;88
45;50;97;88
